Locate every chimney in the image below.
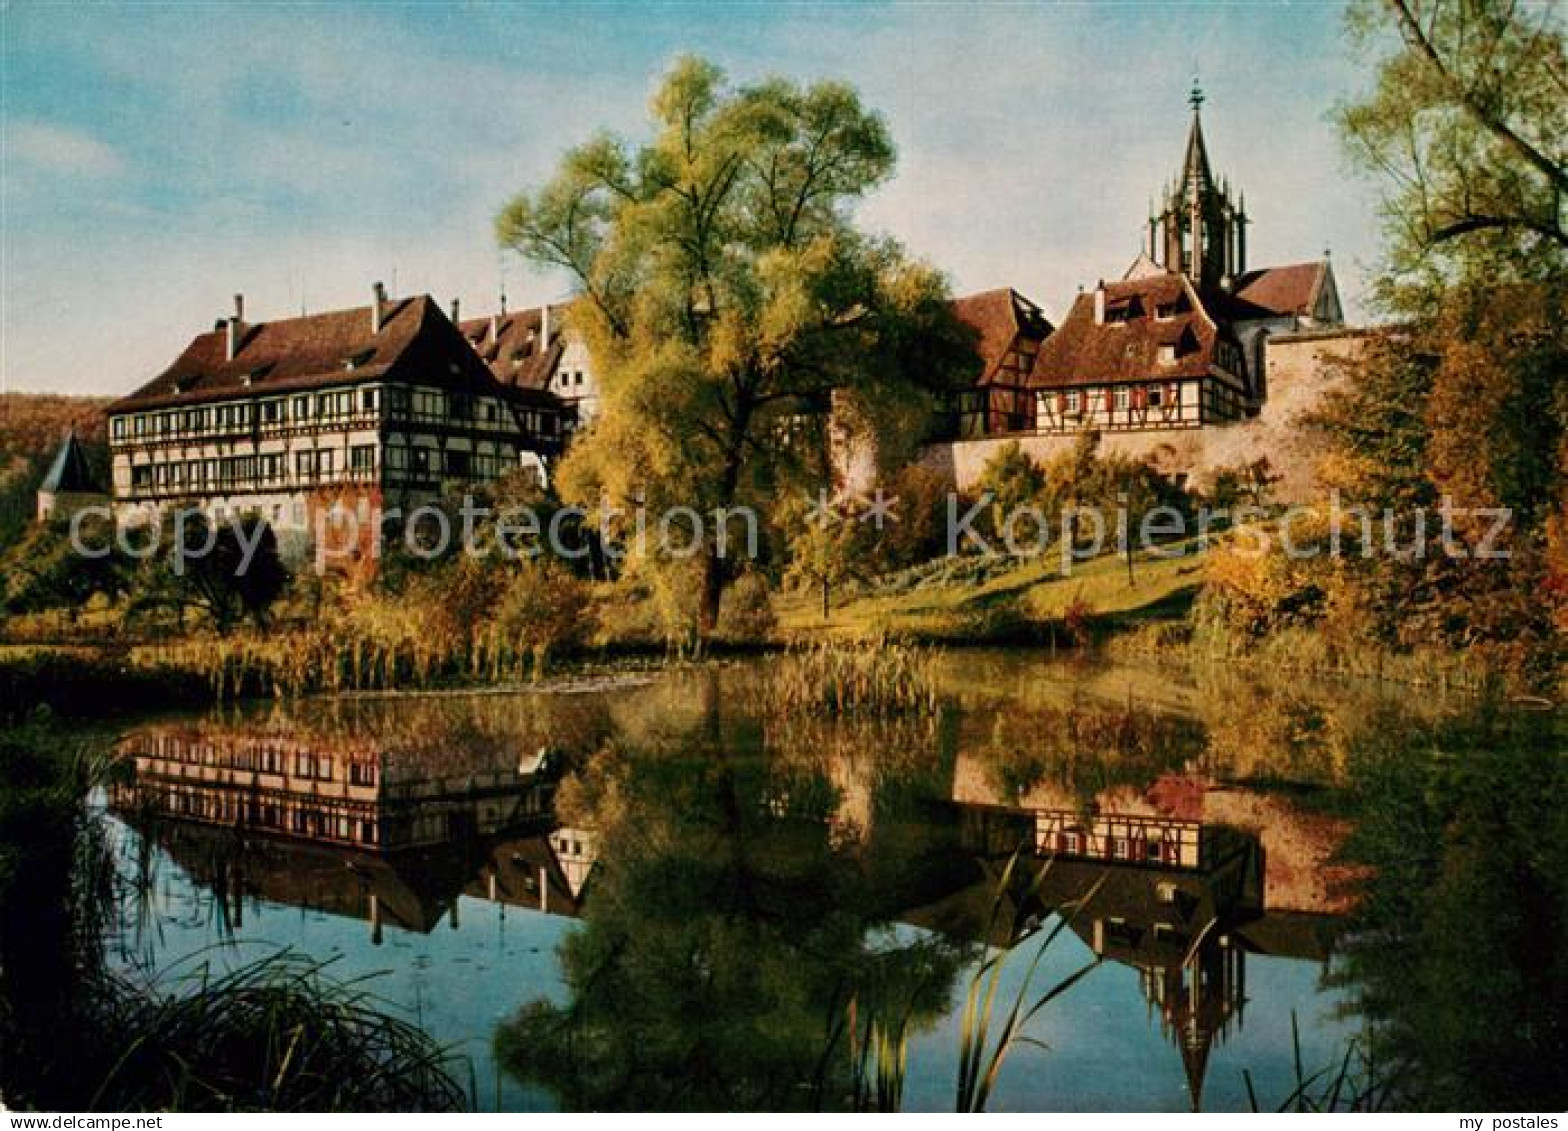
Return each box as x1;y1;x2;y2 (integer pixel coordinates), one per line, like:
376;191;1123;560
371;281;387;334
540;305;552;351
449;297;461;323
225;293;245;361
1093;281;1106;325
488;314;499;345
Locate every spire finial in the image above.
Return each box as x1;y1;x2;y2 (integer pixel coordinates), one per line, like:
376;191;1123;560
1189;76;1205;112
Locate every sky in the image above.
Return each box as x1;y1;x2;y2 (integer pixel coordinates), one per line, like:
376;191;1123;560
0;0;1389;397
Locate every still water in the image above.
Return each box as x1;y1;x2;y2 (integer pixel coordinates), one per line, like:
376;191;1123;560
97;653;1567;1111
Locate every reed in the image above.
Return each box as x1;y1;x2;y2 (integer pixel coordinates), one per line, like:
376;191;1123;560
86;949;467;1112
762;639;940;718
954;851;1103;1112
1243;1013;1397;1112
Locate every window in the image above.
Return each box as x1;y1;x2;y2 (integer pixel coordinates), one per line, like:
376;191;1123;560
260;399;283;426
292;395;311;421
1065;390;1080;413
360;387;379;413
411;448;432;477
112;418;126;440
444;449;471;477
350;444;376;474
1147;384;1163;407
317;449;335;476
1114;387;1130;410
413;390;445;421
295;451;315;480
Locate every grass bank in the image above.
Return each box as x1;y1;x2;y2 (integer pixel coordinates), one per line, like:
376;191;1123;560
775;543;1205;646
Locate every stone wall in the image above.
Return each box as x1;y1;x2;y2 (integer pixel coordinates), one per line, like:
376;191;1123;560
912;328;1369;504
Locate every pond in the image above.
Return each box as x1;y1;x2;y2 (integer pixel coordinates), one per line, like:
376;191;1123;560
89;653;1568;1111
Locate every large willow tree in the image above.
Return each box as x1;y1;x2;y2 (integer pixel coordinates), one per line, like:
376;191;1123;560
496;56;972;634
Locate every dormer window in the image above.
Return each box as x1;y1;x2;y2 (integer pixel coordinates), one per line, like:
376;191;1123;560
1104;296;1143;324
1158;343;1177;365
344;349;375;371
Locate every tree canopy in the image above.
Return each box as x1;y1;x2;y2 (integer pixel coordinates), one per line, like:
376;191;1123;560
497;56;975;633
1340;0;1567;302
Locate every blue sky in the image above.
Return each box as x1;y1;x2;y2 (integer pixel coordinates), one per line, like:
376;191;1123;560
1;1;1386;396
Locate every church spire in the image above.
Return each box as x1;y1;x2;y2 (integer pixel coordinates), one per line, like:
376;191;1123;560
1181;80;1212;193
1152;82;1246;293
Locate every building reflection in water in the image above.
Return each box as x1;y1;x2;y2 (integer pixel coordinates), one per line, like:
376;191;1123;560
947;801;1334;1110
111;723;1338;1110
109;723;600;941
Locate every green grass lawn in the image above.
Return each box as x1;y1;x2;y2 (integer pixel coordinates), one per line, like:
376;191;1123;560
776;541;1208;642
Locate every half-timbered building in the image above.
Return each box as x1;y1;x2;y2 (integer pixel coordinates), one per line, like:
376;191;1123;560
457;299;601;424
105;285;567;535
954;89;1344;440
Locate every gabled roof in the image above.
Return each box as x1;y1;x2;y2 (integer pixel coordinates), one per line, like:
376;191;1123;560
950;288;1053;384
39;430;100;494
109;295;559;414
1027;273;1234;388
1233;261;1330;318
457;303;571;391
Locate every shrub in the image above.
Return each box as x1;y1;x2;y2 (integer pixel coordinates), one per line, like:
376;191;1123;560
715;570;777;644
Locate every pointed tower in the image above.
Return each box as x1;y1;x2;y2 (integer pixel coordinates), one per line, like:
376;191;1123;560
1152;83;1248;294
36;427;106;523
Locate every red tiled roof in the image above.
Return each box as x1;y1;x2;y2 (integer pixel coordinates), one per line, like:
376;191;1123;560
950;288;1052;384
1027;273;1224;388
110;295;559;413
1233;262;1324;317
457;302;572;391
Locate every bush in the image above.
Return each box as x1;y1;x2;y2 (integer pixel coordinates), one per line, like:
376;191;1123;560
715;570;777;644
0;650;211;723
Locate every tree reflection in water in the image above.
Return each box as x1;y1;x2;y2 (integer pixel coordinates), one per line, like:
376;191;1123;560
494;735;968;1111
1332;707;1568;1110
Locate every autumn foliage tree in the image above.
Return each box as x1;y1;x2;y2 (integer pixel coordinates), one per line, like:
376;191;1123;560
1340;0;1566;299
496;56;974;637
1300;0;1568;669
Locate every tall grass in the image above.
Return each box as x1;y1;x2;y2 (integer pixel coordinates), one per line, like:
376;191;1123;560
954;851;1104;1112
845;1000;911;1113
89;950;466;1112
1243;1013;1397;1112
763;639;940;718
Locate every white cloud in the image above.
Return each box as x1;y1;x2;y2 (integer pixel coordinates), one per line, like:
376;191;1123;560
6;120;125;178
